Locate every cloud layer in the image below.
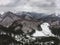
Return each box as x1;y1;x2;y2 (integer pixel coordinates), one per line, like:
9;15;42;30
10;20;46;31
0;0;59;14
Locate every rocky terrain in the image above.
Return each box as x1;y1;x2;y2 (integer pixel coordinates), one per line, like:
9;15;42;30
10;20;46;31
0;11;60;33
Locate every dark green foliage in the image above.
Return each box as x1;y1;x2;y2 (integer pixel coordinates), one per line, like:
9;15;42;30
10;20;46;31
50;27;60;36
0;20;24;45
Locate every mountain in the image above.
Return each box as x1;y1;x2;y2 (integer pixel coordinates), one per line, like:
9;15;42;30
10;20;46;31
0;11;21;27
0;11;60;27
40;13;60;22
16;12;48;20
2;11;21;20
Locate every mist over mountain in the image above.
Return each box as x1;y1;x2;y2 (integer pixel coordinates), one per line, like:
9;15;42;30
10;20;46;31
40;13;60;21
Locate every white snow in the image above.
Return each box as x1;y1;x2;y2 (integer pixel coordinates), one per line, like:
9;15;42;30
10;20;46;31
32;22;54;37
32;30;46;36
0;12;4;15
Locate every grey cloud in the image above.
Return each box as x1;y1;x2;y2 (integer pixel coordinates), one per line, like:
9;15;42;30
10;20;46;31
0;0;59;14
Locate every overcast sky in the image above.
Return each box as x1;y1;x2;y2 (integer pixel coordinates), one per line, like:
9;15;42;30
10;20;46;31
0;0;60;14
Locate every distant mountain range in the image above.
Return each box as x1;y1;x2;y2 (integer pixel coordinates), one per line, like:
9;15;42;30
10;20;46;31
39;13;60;22
0;11;60;27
